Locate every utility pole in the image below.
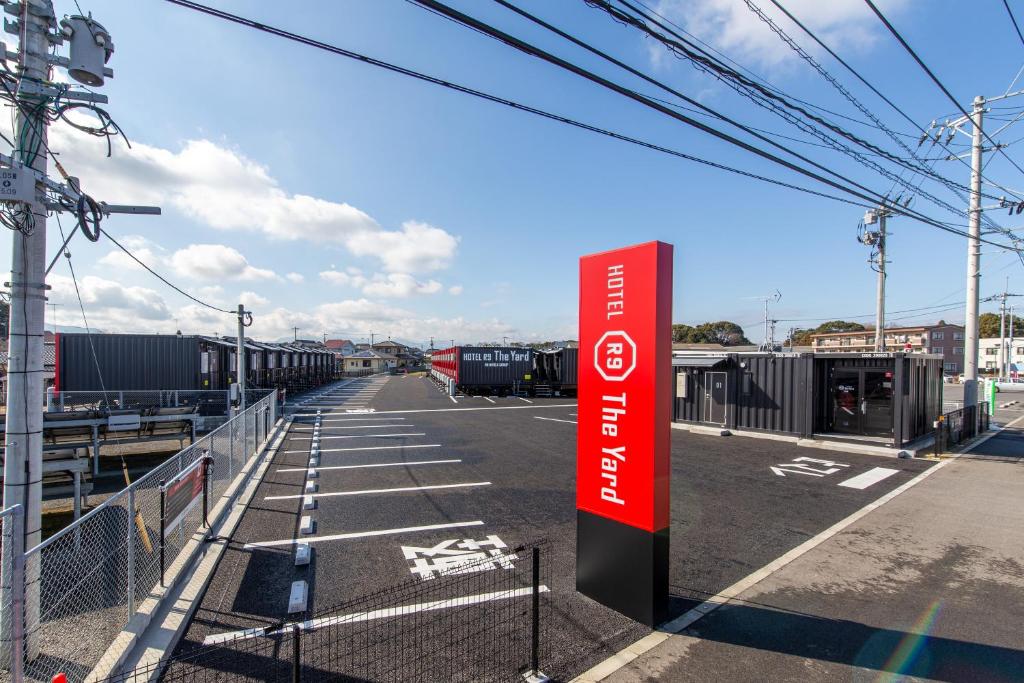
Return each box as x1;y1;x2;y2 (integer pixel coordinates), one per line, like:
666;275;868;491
236;304;251;412
3;2;52;657
1010;305;1016;377
995;285;1023;381
963;96;985;408
752;291;781;351
860;204;897;351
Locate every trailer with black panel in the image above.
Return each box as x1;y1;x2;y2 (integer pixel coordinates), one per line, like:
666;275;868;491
430;346;536;395
533;348;578;396
672;351;942;448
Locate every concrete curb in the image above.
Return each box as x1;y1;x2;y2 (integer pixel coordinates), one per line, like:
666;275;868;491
671;422;925;458
85;417;291;683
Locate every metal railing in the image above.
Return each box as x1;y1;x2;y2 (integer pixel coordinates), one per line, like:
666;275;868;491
935;402;990;454
104;540;550;683
0;392;278;683
44;389;273;416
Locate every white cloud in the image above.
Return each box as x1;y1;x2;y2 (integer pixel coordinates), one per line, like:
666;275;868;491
48;274;172;328
647;0;908;70
97;235;165;271
346;221;459;273
285;272;304;284
170;243;280;282
449;285;463;295
240;291;270;308
47;128;460;274
320;268;444;298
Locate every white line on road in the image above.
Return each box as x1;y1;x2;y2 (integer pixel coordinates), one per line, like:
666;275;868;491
297;418;405;424
838;467;899;489
203;585;549;644
265;481;491;501
242;520;485;549
278;459;460;473
484;397;496;404
517;397;533;404
293;424;413;431
283;444;441;455
366;404;576;415
534;416;577;425
448;395;458;404
301;433;426;440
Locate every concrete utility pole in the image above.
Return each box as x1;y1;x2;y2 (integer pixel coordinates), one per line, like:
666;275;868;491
996;286;1022;381
860;205;896;352
1010;306;1016;376
236;304;251;413
292;326;299;341
3;1;54;653
963;96;985;408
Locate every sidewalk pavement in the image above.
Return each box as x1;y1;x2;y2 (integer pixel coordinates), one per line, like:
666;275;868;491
606;426;1024;682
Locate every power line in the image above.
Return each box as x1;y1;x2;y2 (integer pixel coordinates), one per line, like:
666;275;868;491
98;227;234;314
1005;0;1024;49
863;0;1024;181
159;0;884;210
770;0;1024;207
598;0;1010;223
408;0;1023;248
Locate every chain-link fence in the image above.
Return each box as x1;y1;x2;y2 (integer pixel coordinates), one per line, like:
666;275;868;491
105;540;550;682
0;392;278;683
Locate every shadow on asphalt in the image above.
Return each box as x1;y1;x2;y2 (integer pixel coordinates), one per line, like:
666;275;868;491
681;600;1024;681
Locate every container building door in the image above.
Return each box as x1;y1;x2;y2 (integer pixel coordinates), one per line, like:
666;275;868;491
831;369;893;436
704;372;727;425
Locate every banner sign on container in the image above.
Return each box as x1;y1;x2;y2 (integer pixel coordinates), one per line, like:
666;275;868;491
576;240;672;627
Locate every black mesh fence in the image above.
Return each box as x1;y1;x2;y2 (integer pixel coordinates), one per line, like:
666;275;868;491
106;540;550;682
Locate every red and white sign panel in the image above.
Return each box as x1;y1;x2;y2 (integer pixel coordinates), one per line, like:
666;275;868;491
577;241;673;533
163;459;205;533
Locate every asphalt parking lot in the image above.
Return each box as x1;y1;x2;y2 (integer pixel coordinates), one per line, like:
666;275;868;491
175;374;938;680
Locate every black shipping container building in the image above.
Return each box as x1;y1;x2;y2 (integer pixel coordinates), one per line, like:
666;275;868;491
432;346;535;395
672;352;943;448
532;348;578;395
55;333;336;394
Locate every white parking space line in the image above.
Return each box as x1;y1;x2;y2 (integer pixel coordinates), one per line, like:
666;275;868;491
282;444;441;455
297;418;406;424
242;520;485;549
368;404;576;415
265;481;491;501
306;433;426;440
517;397;533;404
484;397;496;404
838;467;899;489
295;424;414;431
448;395;458;404
203;585;549;644
278;459;460;473
534;416;577;425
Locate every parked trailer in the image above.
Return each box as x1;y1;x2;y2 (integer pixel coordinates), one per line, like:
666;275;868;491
430;346;536;395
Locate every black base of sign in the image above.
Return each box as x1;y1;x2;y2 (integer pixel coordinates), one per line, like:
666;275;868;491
576;510;669;627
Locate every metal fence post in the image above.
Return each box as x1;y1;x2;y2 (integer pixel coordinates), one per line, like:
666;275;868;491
127;487;136;616
159;482;166;588
531;546;540;678
292;623;301;683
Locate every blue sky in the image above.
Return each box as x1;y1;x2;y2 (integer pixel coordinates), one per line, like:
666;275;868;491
10;0;1024;345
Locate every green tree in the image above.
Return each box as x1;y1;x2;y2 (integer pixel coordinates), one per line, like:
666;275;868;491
979;312;1024;338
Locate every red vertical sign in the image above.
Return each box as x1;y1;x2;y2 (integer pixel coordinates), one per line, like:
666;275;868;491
577;241;672;533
